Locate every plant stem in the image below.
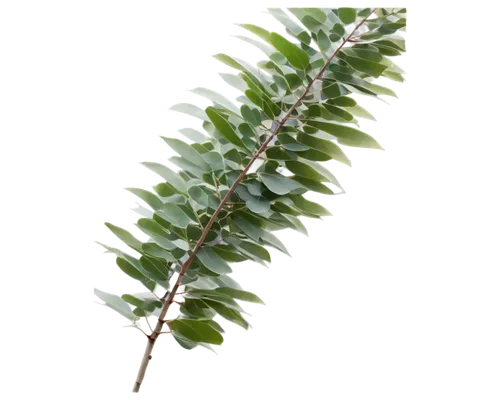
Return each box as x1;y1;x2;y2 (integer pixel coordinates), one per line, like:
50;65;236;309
131;8;376;392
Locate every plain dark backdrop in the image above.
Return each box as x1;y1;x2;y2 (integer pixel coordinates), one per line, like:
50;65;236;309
74;1;425;400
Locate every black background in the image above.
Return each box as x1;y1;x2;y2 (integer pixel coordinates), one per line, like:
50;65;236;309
78;1;422;400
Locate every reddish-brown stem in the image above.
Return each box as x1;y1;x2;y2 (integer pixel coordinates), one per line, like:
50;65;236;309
131;8;377;393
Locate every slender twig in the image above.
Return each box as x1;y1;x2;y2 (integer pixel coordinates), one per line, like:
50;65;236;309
131;8;377;393
145;317;153;333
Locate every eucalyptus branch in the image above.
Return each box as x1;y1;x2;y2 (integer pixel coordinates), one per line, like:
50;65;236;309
130;8;378;392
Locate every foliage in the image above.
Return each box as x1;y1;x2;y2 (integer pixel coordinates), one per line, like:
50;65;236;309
95;6;406;368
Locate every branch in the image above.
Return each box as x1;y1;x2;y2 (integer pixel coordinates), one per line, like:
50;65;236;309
131;8;377;393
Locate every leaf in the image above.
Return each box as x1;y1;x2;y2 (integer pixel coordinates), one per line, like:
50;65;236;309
269;32;310;70
259;173;303;195
306;120;383;150
245;196;271;214
236;24;272;43
291;195;331;217
162;138;211;171
126;188;164;211
205;107;247;150
228;238;271;263
170;103;209;121
202;152;225;171
179;128;209;143
156;204;192;229
139;256;170;282
203;300;250;329
186;276;219;290
338;8;357;24
115;257;156;289
168;319;224;345
215;287;265;304
241;105;262;126
268;8;311;45
339;54;388;78
94;288;137;322
104;223;142;251
196;247;233;275
142;243;176;262
213;53;246;71
136;218;176;249
155;182;177;198
296;132;351;166
190;87;240;114
317;29;331;52
141;162;187;193
180;298;216;319
231;215;262;241
330;72;397;97
265;147;295;161
122;293;162;313
332;96;356;107
260;230;290;256
285;161;329;182
188;186;209;207
290;176;334;195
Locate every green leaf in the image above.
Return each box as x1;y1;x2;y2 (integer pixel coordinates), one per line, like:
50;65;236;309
203;300;250;329
265;147;294;161
168;319;224;345
339;54;388;78
268;8;311;45
186;276;219;290
190;87;240;114
228;237;271;263
115;257;155;288
291;195;331;217
290;176;334;195
126;188;164;211
139;256;170;282
236;24;271;43
278;133;309;151
162;138;211;172
196;247;232;275
188;186;209;207
269;32;310;70
322;80;349;98
213;53;247;71
296;132;351;166
155;182;177;198
136;218;176;249
241;105;262;126
215;287;265;304
281;214;308;236
231;214;262;241
259;173;303;195
246;197;271;214
104;223;142;251
178;128;209;143
205;107;247;150
141;243;176;262
338;8;357;24
285;161;329;182
156;204;192;229
122;293;162;313
332;96;356;107
317;29;331;52
260;230;290;256
94;288;137;322
285;6;326;23
141;162;187;193
170;103;209;121
202;151;225;171
306;120;383;150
